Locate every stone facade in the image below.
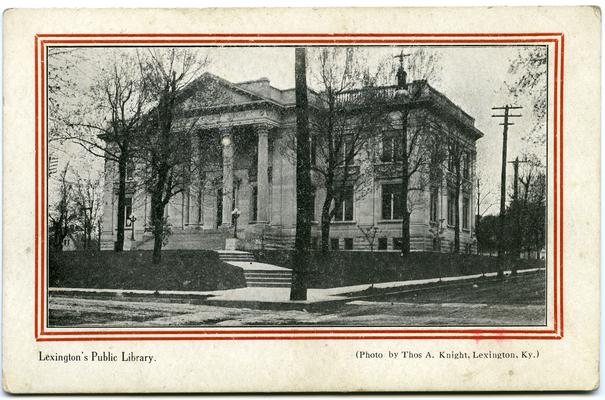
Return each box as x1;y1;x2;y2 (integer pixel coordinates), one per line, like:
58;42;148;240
101;73;483;252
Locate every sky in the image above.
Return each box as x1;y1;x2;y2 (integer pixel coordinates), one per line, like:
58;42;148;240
50;45;547;214
204;45;546;210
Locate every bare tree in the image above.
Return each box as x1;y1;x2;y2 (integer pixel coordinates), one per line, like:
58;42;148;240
48;165;78;252
307;47;390;252
475;176;497;218
384;48;442;255
446;130;466;254
63;50;148;251
47;48;87;145
506;47;548;144
517;155;546;258
72;170;104;249
136;48;211;264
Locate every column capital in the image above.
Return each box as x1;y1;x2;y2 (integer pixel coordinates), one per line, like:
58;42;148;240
254;123;272;135
218;126;233;139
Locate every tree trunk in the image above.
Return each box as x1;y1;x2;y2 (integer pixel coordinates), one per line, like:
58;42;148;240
400;109;410;256
152;232;163;264
290;47;311;301
320;195;333;253
150;193;165;264
115;154;127;252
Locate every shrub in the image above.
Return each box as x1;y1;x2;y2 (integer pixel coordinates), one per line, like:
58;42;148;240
49;250;247;291
252;250;545;288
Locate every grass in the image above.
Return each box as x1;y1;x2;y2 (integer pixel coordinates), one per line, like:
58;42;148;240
49;271;546;327
49;250;247;291
252;250;545;288
350;271;546;305
49;249;545;292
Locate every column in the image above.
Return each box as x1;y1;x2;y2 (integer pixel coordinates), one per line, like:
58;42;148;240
256;124;270;222
221;127;234;227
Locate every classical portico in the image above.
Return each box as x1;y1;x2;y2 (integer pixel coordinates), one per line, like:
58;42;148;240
219;123;273;227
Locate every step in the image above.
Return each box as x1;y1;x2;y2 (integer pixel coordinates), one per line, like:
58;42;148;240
246;282;292;288
244;271;292;277
244;272;292;287
245;275;292;281
218;252;256;262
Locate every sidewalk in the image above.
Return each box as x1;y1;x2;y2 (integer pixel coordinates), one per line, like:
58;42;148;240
49;267;544;310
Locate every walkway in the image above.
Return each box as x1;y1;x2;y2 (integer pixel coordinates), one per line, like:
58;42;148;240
49;267;544;310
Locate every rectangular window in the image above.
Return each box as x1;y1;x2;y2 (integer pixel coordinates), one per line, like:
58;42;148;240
381;134;393;162
333;186;354;222
429;187;439;222
448;144;456;172
378;237;388;250
334;135;353;166
381;183;403;220
462;152;470;179
344;238;354;250
381;132;401;163
462;196;470;230
331;238;339;250
393;237;403;251
447;188;456;226
311;236;319;250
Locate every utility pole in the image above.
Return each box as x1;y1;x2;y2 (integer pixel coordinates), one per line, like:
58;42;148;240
491;105;522;262
508;157;529;202
508;156;529;259
290;47;311;301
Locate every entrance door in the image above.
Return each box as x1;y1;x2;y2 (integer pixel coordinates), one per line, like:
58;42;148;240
216;188;223;228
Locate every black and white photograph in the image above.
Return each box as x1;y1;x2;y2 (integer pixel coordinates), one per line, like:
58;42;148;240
4;5;603;394
47;44;547;328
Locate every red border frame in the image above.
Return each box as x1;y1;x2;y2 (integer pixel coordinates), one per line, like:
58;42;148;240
34;33;564;341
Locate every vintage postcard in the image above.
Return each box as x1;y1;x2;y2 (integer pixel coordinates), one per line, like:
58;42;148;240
2;7;600;392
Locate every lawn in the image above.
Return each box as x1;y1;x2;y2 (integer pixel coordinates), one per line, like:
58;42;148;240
253;250;545;288
48;271;546;327
49;250;247;291
50;249;545;292
357;271;546;305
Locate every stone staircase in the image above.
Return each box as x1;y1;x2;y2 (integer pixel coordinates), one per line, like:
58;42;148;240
134;229;229;251
260;226;295;250
218;250;292;288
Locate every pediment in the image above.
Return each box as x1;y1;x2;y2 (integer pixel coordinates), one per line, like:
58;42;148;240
178;73;267;111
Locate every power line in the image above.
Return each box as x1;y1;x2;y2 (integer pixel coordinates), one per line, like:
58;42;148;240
491;105;522;262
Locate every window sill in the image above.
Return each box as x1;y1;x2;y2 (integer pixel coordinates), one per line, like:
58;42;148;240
378;219;403;224
331;220;356;225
